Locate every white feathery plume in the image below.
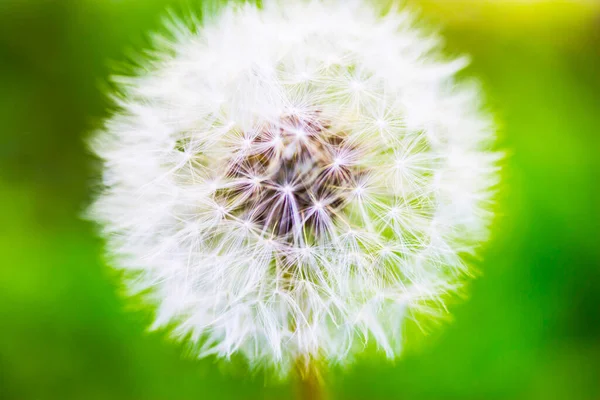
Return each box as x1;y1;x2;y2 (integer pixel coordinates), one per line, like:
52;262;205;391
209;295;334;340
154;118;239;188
89;0;500;377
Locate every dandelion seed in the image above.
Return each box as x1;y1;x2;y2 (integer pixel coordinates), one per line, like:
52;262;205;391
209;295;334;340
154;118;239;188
89;0;500;380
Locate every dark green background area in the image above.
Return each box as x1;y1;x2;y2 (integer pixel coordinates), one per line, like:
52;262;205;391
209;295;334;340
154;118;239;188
1;1;599;399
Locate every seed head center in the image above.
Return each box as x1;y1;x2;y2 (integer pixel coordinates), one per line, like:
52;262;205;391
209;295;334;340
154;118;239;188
221;113;365;239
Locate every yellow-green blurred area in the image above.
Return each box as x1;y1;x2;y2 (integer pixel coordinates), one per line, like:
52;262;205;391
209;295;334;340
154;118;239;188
1;0;599;398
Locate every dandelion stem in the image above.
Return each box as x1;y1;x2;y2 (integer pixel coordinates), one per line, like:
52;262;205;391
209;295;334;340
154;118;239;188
296;360;326;400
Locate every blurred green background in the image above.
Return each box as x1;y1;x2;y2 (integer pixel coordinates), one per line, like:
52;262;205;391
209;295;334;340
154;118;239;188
1;0;599;399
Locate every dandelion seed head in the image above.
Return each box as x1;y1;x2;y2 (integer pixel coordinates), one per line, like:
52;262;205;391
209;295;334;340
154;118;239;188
90;0;500;377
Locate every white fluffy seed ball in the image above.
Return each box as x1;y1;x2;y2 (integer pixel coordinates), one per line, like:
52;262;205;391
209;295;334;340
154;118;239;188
90;0;500;376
